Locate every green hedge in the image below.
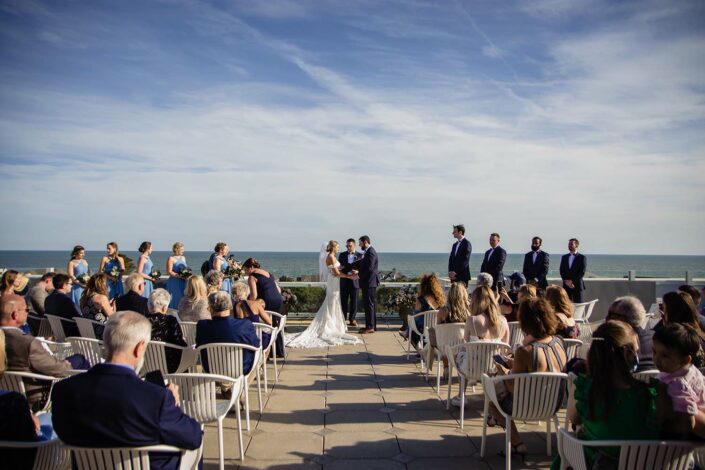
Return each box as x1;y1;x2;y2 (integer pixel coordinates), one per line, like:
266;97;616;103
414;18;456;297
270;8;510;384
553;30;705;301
287;285;402;313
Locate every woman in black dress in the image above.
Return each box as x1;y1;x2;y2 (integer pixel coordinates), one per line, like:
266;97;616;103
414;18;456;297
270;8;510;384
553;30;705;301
146;288;187;372
243;258;284;357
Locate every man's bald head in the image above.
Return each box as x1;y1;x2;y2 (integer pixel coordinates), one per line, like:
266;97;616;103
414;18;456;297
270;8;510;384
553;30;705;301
0;294;27;326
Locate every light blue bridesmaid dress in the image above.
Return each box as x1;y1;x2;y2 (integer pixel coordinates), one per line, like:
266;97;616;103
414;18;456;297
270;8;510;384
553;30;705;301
71;260;88;306
210;253;232;294
140;255;154;299
103;257;124;300
166;256;187;309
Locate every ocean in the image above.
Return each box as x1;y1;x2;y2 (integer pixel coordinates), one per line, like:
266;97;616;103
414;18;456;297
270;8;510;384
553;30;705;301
0;251;703;279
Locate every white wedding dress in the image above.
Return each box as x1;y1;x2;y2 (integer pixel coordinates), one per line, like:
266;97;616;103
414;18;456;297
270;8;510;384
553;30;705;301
286;260;362;348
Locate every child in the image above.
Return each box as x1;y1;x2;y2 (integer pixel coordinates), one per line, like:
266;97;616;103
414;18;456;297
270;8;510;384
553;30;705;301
653;323;705;438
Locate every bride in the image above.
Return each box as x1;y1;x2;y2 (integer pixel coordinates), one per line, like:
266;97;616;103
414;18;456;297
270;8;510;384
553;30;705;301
286;241;362;348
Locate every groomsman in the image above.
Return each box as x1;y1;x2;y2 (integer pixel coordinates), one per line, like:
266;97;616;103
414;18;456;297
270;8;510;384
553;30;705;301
480;233;506;289
339;238;362;327
522;236;550;289
560;238;587;303
448;225;472;286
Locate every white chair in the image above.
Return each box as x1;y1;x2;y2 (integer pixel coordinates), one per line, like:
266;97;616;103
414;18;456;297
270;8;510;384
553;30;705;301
481;372;568;470
252;323;277;391
561;338;583;361
267;310;287;373
557;427;698;470
27;314;53;339
141;341;198;376
167;373;245;468
445;341;512;426
45;315;74;342
633;369;660;384
73;317;104;340
67;337;104;366
507;322;525;349
406;310;438;366
36;338;73;361
0;437;70;470
179;322;198;346
425;323;464;391
0;371;61;413
67;444;197;470
573;299;599;323
577;323;594;344
195;343;263;432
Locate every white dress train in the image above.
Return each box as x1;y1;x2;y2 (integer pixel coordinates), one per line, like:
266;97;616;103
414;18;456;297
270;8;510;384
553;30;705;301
285;261;362;348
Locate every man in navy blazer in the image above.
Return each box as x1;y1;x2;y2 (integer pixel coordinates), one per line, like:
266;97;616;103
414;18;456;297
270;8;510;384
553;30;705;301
115;273;149;315
522;236;550;289
448;225;472;286
43;273;81;337
338;238;362;326
480;233;507;289
560;238;587;303
352;235;379;333
51;311;202;470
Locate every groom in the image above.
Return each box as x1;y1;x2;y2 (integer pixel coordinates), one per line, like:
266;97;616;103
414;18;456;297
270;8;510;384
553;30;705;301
352;235;380;334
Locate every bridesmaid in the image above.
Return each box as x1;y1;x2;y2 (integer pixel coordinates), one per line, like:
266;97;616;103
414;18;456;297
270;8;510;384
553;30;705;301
166;242;188;309
67;245;88;307
243;258;284;357
209;242;232;294
99;242;125;300
137;241;155;299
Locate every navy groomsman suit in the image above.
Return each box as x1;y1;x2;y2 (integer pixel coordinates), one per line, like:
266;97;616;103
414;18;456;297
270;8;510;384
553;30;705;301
523;250;550;289
480;245;507;289
338;249;362;323
448;237;472;285
560;252;587;303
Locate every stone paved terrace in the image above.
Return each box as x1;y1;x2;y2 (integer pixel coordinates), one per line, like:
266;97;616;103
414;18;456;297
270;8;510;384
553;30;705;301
201;319;558;469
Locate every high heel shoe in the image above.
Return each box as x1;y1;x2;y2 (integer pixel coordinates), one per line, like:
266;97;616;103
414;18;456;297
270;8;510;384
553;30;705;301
497;441;528;460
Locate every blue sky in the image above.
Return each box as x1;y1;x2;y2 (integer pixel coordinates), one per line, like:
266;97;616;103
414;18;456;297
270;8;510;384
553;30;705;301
1;0;704;255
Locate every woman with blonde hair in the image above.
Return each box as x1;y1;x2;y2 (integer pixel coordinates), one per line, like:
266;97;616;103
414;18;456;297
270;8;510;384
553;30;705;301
166;242;188;309
545;285;578;339
177;275;210;322
438;282;470;324
465;285;509;343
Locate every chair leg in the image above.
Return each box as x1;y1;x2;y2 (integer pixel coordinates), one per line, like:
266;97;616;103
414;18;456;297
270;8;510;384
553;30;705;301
446;368;453;410
236;398;245;461
480;390;488;456
263;358;268;391
256;368;263;414
436;354;442;393
273;341;279;383
460;376;466;430
217;417;224;470
244;386;251;432
505;418;512;470
546;417;551;455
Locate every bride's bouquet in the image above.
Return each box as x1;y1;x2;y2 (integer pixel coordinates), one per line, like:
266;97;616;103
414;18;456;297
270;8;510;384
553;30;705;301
177;266;193;280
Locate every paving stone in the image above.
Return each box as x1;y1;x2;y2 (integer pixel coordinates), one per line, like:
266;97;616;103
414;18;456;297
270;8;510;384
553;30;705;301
325;410;392;432
246;431;323;461
395;431;475;457
322;458;405;470
323;431;400;459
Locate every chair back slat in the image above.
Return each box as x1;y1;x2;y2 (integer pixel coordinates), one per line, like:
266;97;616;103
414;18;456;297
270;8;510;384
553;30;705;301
561;338;583;361
507;322;524;349
179;322;197;346
73;317;101;339
461;341;511;384
45;315;70;342
0;373;26;394
68;445;185;470
512;373;567;421
68;337;104;366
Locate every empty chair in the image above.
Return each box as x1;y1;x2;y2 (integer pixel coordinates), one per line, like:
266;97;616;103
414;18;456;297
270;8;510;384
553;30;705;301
561;338;583;361
179;321;198;346
67;337;104;367
406;309;438;364
507;321;525;349
73;317;104;340
67;444;196;470
481;372;568;470
252;323;277;391
167;373;245;468
0;438;70;470
573;299;599;323
195;343;262;432
44;315;74;342
557;427;698;470
27;314;52;339
141;341;197;376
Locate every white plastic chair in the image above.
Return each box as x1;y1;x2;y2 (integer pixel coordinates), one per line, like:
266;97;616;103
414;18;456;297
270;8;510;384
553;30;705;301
67;444;196;470
27;314;53;339
577;323;594;344
507;322;525;349
557;427;698;470
561;338;583;361
45;315;74;342
252;323;277;391
179;322;198;346
573;299;599;323
195;343;263;432
425;323;464;391
141;341;198;376
73;317;104;340
406;310;438;366
0;437;70;470
481;372;568;470
633;369;660;384
267;310;287;371
445;341;512;424
67;337;104;366
35;338;73;361
0;370;61;413
167;373;245;468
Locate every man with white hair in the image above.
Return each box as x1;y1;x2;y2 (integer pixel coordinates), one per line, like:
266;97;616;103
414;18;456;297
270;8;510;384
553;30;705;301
51;311;202;470
115;273;149;315
605;295;654;371
475;272;494;289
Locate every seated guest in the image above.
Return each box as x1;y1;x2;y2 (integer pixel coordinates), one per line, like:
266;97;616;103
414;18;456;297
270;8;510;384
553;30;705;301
437;281;468;325
660;291;705;366
43;273;82;338
177;275;210;322
545;285;579;339
51;311;202;470
488;298;567;457
232;282;272;348
26;272;55;315
678;284;705;329
498;284;536;322
196;292;260;375
80;273;115;325
475;272;493;289
408;273;446;343
115;273;149;315
1;295;87;410
605;296;655;370
464;285;509;343
204;270;224;296
0;270;21;299
146;289;187;373
562;320;658;469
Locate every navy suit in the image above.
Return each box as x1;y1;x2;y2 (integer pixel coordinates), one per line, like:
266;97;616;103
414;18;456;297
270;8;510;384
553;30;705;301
352;247;380;330
51;363;202;470
196;316;260;374
115;291;149;316
44;291;81;337
560;252;587;303
338;251;361;322
448;238;472;285
522;250;550;289
480;246;507;288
